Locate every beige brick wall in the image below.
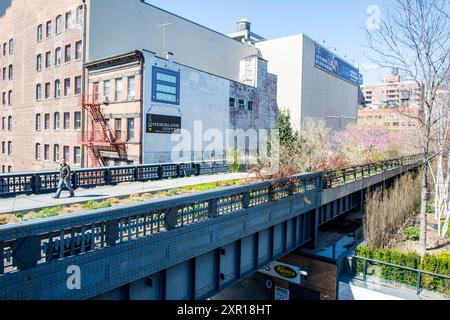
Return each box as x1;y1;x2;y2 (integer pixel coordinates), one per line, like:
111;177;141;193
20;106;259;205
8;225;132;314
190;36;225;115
0;0;87;173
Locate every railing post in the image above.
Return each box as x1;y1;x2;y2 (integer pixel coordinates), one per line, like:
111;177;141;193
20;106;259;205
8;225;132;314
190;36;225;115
417;271;422;296
134;166;139;182
104;168;111;185
105;219;120;247
11;236;41;270
242;191;251;208
363;259;368;282
158;165;164;180
32;174;41;195
208;199;218;218
72;172;78;190
176;165;181;178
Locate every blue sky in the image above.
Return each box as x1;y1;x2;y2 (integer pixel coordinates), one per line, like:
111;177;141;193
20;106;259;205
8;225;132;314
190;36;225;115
148;0;391;84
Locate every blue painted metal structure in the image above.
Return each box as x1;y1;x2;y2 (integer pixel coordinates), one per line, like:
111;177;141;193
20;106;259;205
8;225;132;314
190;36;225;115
0;160;229;198
0;156;421;300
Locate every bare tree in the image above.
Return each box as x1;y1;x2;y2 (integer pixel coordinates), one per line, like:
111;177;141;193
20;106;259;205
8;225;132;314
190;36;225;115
365;0;450;254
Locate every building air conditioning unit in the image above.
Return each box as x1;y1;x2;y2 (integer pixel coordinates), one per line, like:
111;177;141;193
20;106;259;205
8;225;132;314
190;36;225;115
101;96;109;104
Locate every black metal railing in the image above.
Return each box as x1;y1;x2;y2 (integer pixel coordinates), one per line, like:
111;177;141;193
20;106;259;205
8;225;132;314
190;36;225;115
348;256;450;297
0;172;322;275
0;160;230;198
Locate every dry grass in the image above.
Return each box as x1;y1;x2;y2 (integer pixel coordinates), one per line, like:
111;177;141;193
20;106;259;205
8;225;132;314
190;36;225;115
364;172;421;248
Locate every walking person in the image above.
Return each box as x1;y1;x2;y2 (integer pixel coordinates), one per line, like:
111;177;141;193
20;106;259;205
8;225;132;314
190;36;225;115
53;159;75;199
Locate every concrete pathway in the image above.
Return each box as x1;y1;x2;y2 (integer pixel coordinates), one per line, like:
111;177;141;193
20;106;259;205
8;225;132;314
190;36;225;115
0;172;251;215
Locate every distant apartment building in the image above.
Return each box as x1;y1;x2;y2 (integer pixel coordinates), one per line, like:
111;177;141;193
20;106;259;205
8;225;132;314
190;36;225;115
360;68;423;109
0;0;360;172
357;107;421;129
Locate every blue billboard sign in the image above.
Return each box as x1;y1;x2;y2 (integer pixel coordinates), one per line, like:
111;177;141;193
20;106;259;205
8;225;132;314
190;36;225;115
314;44;363;86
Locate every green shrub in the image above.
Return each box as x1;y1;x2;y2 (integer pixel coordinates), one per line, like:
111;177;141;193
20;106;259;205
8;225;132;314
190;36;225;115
426;203;434;214
81;200;111;210
15;213;24;219
38;206;63;218
404;227;420;241
0;217;6;225
356;245;449;295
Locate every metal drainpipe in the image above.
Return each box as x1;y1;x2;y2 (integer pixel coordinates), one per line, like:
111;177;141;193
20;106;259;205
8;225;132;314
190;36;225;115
81;0;88;168
139;53;144;165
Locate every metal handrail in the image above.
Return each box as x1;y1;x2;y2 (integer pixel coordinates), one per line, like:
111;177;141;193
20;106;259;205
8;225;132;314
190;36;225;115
349;255;450;296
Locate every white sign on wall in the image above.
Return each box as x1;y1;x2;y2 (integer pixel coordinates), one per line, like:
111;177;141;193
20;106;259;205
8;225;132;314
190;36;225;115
274;286;290;301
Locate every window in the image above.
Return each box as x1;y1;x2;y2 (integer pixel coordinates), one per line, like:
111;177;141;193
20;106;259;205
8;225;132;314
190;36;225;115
36;54;42;72
55;47;61;66
152;67;180;105
127;76;135;100
2;67;5;80
37;24;43;42
45;82;51;99
7;116;12;131
103;80;110;100
44;144;50;161
7;90;12;105
54;112;60;129
115;119;122;140
1;142;4;154
36;84;42;101
63;146;69;161
35;143;41;160
115;78;122;102
54;80;61;98
2;93;5;105
74;76;81;95
63;112;70;130
64;78;71;96
44;113;50;130
35;114;41;131
8;166;11;173
127;118;135;141
229;98;235;107
64;44;72;63
55;15;62;34
238;99;245;108
74;112;81;129
65;11;72;29
64;44;71;63
45;51;51;68
7;141;11;155
46;20;52;38
8;65;12;80
75;41;82;60
74;146;81;164
2;43;6;56
76;5;83;25
8;39;13;55
1;117;4;129
248;101;253;110
54;144;60;162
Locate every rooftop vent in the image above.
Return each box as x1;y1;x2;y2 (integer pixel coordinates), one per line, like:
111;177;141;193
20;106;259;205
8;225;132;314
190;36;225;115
236;17;251;32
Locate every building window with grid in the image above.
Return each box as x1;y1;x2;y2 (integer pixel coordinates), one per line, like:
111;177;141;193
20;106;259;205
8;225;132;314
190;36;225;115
63;146;69;161
74;112;81;130
45;51;51;68
1;117;5;130
76;5;83;24
248;101;253;110
238;99;245;108
55;80;61;98
36;54;42;72
54;144;60;162
7;116;12;131
64;78;71;96
65;11;72;29
7;141;12;156
8;39;13;55
63;112;70;130
2;93;5;106
127;76;135;100
74;146;81;164
44;144;50;161
229;98;235;107
54;112;60;130
74;76;81;95
2;67;5;80
45;82;51;99
36;84;42;101
127;118;135;141
35;114;41;131
115;119;122;141
56;15;62;34
1;142;5;154
115;78;122;102
65;44;71;63
152;67;180;105
44;113;50;130
8;65;12;80
55;47;61;66
75;41;82;60
2;43;5;56
7;90;12;105
46;20;52;38
37;24;43;42
103;80;110;100
35;143;41;160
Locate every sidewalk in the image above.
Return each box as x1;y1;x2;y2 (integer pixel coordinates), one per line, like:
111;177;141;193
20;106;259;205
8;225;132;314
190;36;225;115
0;172;250;215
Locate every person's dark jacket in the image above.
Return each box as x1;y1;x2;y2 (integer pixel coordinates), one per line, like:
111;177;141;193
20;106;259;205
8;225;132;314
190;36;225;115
60;164;71;180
